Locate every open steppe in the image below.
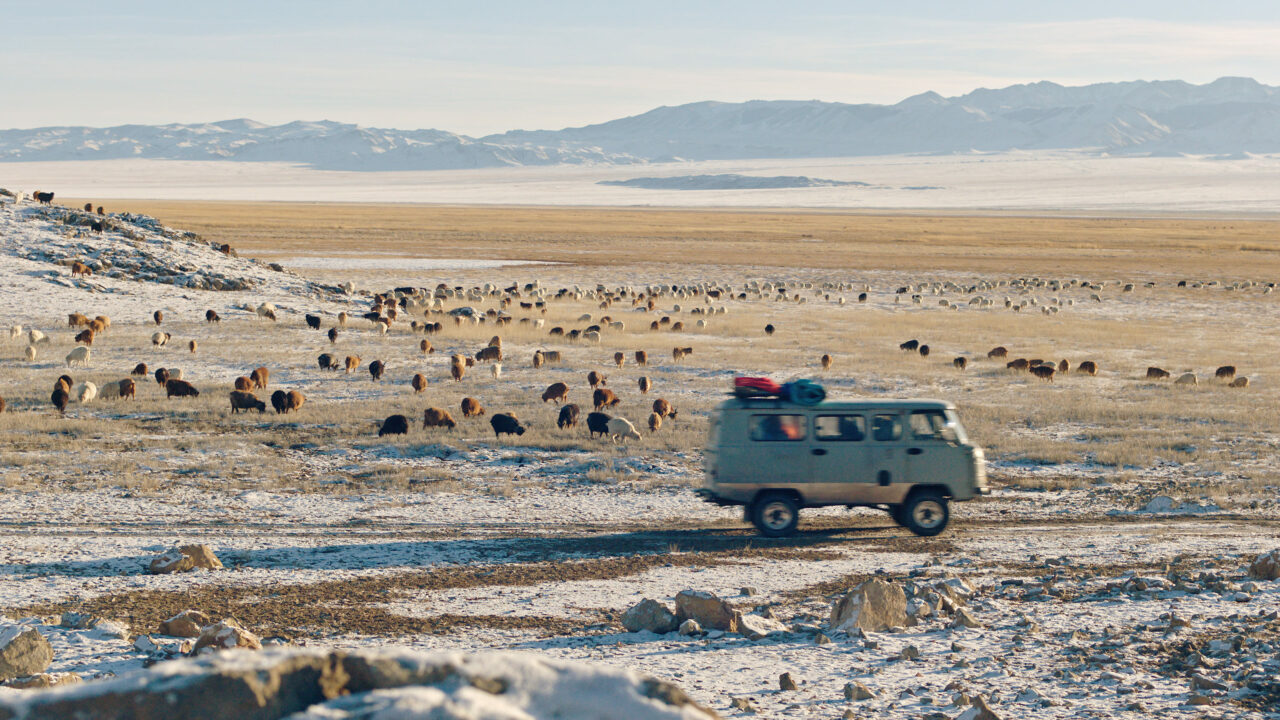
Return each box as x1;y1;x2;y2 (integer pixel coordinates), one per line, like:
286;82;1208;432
2;198;1279;718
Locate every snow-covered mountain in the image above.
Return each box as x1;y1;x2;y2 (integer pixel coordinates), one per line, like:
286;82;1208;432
3;77;1279;170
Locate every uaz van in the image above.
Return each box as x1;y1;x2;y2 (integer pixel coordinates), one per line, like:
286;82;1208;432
700;397;986;536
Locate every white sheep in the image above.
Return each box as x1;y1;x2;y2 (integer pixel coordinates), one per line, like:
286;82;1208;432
152;331;170;347
582;331;601;344
73;381;97;404
606;416;641;443
65;346;91;368
491;363;502;379
7;325;20;342
27;329;46;344
24;345;36;361
1175;373;1198;386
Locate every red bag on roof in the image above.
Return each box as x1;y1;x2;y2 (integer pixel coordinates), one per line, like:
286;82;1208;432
734;376;781;397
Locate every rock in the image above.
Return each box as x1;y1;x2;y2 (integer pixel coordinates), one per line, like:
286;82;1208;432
899;644;921;660
729;696;756;713
621;599;678;634
1248;549;1280;580
58;612;95;629
951;608;983;629
1191;673;1227;691
842;711;856;719
814;632;832;645
92;619;130;639
739;587;757;597
779;672;799;691
149;544;224;574
191;619;262;654
2;672;80;689
829;579;907;633
676;590;739;632
954;693;1002;720
737;614;787;641
1142;495;1176;513
678;619;703;636
160;609;213;638
1187;694;1213;706
844;681;875;700
0;627;53;682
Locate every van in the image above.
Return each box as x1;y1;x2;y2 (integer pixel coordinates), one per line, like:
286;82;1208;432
700;397;986;537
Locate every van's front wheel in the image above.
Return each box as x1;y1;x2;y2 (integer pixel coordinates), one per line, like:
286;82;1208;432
750;492;799;537
902;492;949;536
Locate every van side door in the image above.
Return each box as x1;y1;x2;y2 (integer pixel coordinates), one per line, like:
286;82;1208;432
905;409;963;486
869;411;906;489
724;413;812;486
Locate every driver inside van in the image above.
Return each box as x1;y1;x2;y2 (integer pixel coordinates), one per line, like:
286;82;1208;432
755;415;804;441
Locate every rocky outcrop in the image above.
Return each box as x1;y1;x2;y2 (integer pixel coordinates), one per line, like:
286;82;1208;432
622;599;679;634
829;579;907;633
192;619;262;654
149;545;224;574
0;627;53;683
1248;549;1280;580
675;591;738;632
160;610;212;638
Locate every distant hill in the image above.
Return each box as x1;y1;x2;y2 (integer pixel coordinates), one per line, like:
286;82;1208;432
3;77;1279;170
599;174;871;190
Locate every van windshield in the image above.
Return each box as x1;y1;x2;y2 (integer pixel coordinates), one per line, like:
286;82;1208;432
910;409;964;444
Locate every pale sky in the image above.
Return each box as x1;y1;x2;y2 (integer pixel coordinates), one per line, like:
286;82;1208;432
4;1;1280;135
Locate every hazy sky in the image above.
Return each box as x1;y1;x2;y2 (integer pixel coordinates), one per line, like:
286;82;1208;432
5;1;1280;135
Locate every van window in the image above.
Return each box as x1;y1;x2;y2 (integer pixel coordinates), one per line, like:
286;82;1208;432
871;414;902;442
749;414;806;442
910;410;957;442
815;415;866;441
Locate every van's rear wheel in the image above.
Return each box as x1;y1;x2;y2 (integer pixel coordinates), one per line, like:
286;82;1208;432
902;492;949;536
751;492;799;537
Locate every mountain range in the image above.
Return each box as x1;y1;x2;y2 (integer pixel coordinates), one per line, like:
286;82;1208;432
2;77;1278;171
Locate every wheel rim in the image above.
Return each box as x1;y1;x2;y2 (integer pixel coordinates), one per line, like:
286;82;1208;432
912;500;945;529
761;501;794;530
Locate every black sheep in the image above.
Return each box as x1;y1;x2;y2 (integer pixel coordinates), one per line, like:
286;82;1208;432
378;414;409;436
490;413;526;438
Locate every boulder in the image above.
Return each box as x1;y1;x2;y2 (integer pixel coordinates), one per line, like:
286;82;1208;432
160;610;212;638
0;627;53;682
3;672;80;689
621;599;678;634
736;614;787;641
778;672;799;691
149;544;224;574
844;681;875;700
675;591;739;632
191;619;263;654
955;694;1002;720
829;579;908;633
1248;550;1280;580
951;608;983;629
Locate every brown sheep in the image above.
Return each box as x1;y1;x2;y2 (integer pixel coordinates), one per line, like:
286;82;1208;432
153;310;163;326
638;376;652;394
1057;359;1070;374
1146;367;1171;380
671;321;684;332
75;329;94;345
461;397;485;418
488;335;502;348
205;309;220;323
131;362;148;377
987;346;1009;359
1229;376;1249;388
635;350;648;367
649;321;660;331
117;378;135;401
345;356;361;374
475;345;502;363
230;390;266;413
648;412;662;433
542;382;570;403
652;398;677;419
52;386;69;414
70;261;92;277
67;312;89;328
411;373;428;394
369;360;386;381
1028;358;1043;367
1006;358;1030;371
1077;361;1099;375
614;351;625;368
165;379;199;398
532;351;545;369
593;388;620;410
337;311;348;327
423;407;458;429
542;350;563;364
450;359;466;382
587;370;607;388
328;327;339;344
1215;365;1237;381
1030;365;1055;382
419;339;434;355
820;354;832;371
155;368;170;386
234;376;254;391
83;202;93;212
284;390;305;412
89;318;107;334
953;357;968;371
557;403;580;429
55;375;72;393
188;340;197;354
251;366;270;389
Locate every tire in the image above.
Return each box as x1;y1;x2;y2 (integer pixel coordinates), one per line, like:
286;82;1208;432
888;504;908;527
750;492;799;537
902;492;949;536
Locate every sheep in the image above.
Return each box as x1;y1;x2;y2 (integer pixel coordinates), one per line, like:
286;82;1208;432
188;340;197;354
593;388;620;410
24;345;36;362
35;191;53;204
251;367;270;389
606;417;642;443
1215;365;1237;381
638;376;652;394
70;261;92;277
899;339;920;351
1229;376;1250;388
166;379;199;398
230;390;266;413
28;329;46;345
542;382;570;404
652;398;677;419
1030;365;1056;382
420;339;434;355
132;362;148;376
614;351;626;368
587;371;607;388
345;356;361;374
918;344;931;358
117;378;136;401
73;381;98;404
369;360;386;382
586;411;612;438
490;413;526;438
51;386;69;414
491;363;502;379
461;397;485;418
328;328;339;344
648;412;662;433
635;350;648;367
450;359;466;381
65;346;91;368
488;335;502;348
271;390;288;414
317;353;337;371
987;346;1008;359
1146;367;1171;380
153;310;163;326
155;368;171;386
532;351;545;369
256;303;277;322
557;403;580;429
152;332;171;347
1057;359;1070;374
1174;373;1198;386
337;312;348;327
764;324;775;336
67;312;89;328
423;407;458;429
83;202;93;212
92;316;110;333
284;390;305;413
205;309;221;323
541;350;563;365
378;414;410;437
411;373;428;394
475;345;502;363
234;376;253;391
1007;358;1030;371
305;314;322;330
953;357;968;371
820;354;832;371
1077;360;1099;376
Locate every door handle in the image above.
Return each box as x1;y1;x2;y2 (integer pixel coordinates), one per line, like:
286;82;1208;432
811;448;827;456
907;447;923;455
